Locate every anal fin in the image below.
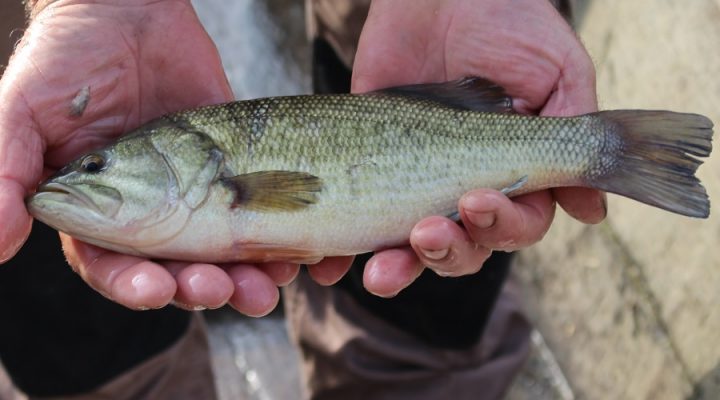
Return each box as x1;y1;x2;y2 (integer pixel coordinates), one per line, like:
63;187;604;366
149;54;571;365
500;175;529;196
236;242;324;264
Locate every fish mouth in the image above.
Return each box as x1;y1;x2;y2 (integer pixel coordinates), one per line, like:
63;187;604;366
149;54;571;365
31;182;105;216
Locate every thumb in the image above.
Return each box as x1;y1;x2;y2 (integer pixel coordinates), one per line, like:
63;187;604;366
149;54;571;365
350;1;438;93
0;90;45;262
540;47;598;117
0;180;33;263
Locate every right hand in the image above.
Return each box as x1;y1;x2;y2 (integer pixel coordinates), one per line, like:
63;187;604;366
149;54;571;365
308;0;604;297
0;0;299;315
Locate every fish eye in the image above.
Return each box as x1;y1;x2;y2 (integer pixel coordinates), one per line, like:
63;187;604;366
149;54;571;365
79;154;105;173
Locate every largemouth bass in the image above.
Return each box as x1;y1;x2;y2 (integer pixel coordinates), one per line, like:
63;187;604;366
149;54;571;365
27;78;713;264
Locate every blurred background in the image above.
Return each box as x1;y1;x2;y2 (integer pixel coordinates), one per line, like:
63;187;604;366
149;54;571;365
1;0;718;399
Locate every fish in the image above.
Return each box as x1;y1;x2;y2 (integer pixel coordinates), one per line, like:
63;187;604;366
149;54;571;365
26;77;714;264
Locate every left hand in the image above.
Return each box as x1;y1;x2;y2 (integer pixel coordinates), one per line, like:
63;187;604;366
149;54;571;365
306;0;607;297
0;0;300;315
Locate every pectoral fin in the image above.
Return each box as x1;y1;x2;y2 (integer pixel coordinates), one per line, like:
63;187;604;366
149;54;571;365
222;170;323;211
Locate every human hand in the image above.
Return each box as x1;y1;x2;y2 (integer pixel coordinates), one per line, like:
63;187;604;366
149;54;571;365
305;0;606;297
0;0;300;315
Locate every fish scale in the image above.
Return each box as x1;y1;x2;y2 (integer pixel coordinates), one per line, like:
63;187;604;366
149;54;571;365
157;95;605;256
179;95;600;183
27;78;712;263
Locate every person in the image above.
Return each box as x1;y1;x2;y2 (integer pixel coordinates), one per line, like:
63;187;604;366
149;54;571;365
0;0;604;398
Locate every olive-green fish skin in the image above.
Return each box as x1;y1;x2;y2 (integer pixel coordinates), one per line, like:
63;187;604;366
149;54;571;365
170;94;612;194
26;78;712;263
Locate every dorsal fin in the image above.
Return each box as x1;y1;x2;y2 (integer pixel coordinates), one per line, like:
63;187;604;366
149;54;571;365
374;77;513;113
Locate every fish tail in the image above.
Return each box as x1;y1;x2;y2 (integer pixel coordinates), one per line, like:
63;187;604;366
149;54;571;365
590;110;713;218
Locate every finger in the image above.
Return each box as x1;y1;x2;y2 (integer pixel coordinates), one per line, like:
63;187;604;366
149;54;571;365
553;187;607;224
540;45;598;117
459;189;556;251
165;262;234;310
226;264;279;317
410;216;491;277
0;179;33;263
350;1;439;93
307;256;354;286
257;262;301;287
363;248;424;298
61;234;176;310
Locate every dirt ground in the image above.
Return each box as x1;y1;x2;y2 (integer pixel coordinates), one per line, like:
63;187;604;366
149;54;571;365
515;1;720;398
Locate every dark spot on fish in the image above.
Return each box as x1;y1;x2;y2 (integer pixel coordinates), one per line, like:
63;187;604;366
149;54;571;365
167;114;199;133
345;158;377;198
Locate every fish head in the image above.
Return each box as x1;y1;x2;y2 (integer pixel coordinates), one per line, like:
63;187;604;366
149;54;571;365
27;121;225;251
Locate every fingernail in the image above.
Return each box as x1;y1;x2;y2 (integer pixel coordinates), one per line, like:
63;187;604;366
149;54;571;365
434;269;455;277
1;238;25;263
421;247;449;260
0;248;16;264
0;216;31;264
466;211;495;229
379;290;401;299
171;300;207;311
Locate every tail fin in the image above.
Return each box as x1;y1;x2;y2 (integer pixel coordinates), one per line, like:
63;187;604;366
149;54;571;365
591;110;713;218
